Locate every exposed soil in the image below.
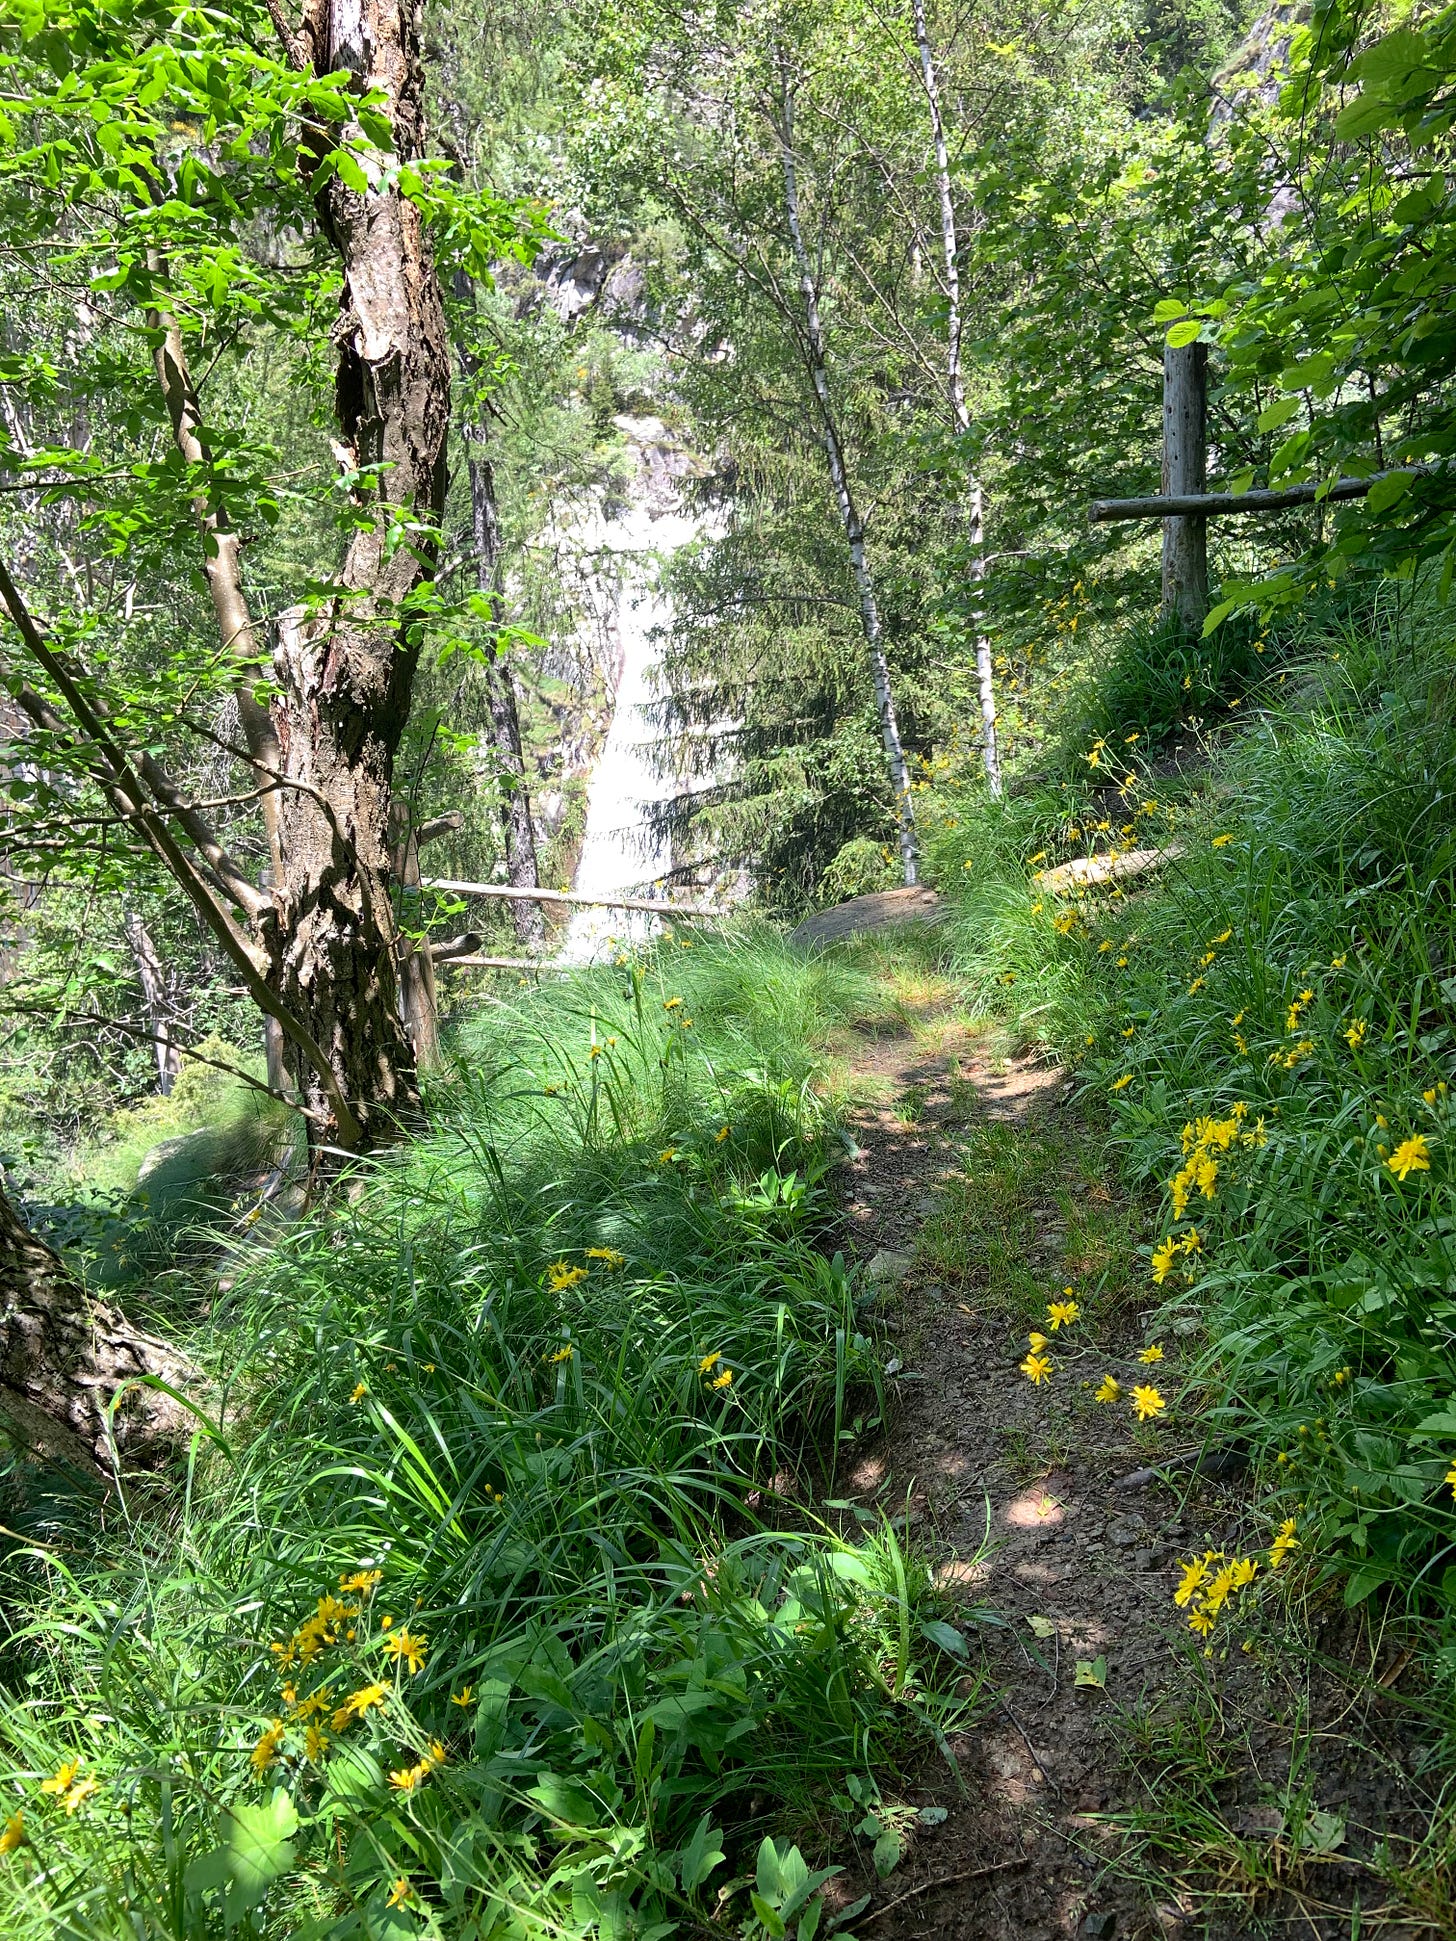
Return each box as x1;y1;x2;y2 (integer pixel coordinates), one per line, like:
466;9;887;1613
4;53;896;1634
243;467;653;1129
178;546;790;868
826;998;1444;1941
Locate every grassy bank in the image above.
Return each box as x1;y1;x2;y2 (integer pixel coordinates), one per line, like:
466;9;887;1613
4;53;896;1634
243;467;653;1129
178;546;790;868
0;936;967;1938
928;593;1456;1654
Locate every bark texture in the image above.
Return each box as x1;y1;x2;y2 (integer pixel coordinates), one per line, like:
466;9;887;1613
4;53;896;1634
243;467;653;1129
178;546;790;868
778;83;919;885
262;0;454;1149
0;1180;197;1468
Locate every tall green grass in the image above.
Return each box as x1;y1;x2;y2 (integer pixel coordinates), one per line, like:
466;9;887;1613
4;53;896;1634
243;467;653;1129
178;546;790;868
0;934;968;1938
930;593;1456;1650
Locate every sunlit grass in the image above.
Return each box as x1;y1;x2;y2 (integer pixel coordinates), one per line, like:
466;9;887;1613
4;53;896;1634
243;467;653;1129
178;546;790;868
0;931;972;1938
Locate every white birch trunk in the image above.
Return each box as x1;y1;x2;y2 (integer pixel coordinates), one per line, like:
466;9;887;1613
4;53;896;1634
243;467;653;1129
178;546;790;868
778;81;919;885
912;0;1001;797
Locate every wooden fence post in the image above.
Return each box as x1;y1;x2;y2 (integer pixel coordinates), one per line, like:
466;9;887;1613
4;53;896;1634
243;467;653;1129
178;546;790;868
1161;342;1208;633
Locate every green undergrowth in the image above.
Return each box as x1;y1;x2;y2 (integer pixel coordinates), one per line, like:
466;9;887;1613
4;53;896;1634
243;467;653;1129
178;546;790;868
0;934;972;1939
928;589;1456;1674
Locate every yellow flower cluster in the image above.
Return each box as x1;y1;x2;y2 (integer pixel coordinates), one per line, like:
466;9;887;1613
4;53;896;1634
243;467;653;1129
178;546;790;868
547;1260;588;1291
389;1739;446;1795
1269;1517;1299;1568
1151;1228;1201;1285
269;1591;362;1672
1170;1104;1264;1218
1174;1550;1259;1636
699;1351;734;1391
39;1760;97;1815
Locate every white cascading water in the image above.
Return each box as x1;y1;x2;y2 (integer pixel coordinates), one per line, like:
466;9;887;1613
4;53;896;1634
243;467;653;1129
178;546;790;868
558;418;712;964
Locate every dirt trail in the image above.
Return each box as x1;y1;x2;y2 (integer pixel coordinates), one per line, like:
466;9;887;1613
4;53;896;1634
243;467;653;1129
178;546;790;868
829;999;1437;1941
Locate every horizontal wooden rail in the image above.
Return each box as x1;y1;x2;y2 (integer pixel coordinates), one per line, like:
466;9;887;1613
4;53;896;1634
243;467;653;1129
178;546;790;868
438;955;573;973
421;878;727;920
1089;473;1397;523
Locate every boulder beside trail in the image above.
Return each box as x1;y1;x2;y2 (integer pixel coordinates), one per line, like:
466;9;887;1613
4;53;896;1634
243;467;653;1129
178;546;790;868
790;886;945;948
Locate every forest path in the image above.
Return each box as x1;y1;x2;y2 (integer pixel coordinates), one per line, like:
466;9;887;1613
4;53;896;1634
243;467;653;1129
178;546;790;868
827;986;1435;1941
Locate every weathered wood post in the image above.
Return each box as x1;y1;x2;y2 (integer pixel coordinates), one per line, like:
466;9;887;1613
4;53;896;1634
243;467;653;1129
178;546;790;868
1161;342;1208;632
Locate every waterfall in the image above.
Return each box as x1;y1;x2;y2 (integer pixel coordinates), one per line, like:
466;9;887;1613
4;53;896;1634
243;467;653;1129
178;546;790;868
558;417;712;964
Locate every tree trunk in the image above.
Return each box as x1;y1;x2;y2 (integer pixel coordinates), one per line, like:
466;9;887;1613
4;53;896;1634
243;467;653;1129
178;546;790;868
912;0;1001;797
0;1179;197;1469
453;266;546;952
777;81;919;885
263;0;454;1155
123;912;181;1094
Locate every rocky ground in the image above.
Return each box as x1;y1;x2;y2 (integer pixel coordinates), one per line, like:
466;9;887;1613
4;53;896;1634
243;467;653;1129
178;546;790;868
821;984;1444;1941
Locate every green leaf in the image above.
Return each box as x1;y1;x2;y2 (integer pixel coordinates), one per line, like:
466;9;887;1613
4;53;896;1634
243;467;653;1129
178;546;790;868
1364;469;1416;515
527;1772;603;1828
919;1619;966;1657
1073;1655;1107;1689
1165;319;1203;348
871;1827;902;1877
334;148;369;195
752;1893;787;1940
1257;397;1302;433
1152;298;1189;323
677;1814;726;1891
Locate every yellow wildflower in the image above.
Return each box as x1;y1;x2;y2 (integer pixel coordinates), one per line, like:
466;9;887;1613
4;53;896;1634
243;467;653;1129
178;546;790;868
1027;1330;1050;1350
389;1762;426;1793
1094;1375;1120;1404
1212;929;1232;946
250;1722;286;1775
1151;1237;1177;1285
340;1570;382;1594
1188;977;1205;995
1047;1299;1079;1330
1174;1553;1212;1607
715;1125;731;1143
547;1344;574;1364
304;1722;330;1762
332;1683;389;1732
383;1630;427;1675
658;1148;679;1164
547;1260;588;1291
0;1812;23;1854
663;996;683;1010
1111;1074;1134;1092
1211;834;1233;847
1187;1604;1217;1636
1269;1519;1299;1570
1331;952;1347;969
451;1687;475;1708
1020;1351;1053;1385
63;1777;98;1815
698;1351;722;1374
41;1761;80;1798
349;1382;367;1404
1138;1343;1164;1364
1387;1134;1431;1181
1447;1465;1456;1503
388;1879;412;1909
710;1367;733;1390
1131;1385;1165;1422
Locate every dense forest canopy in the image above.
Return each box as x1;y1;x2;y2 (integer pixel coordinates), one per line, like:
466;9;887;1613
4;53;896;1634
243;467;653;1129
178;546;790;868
3;0;1456;1933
